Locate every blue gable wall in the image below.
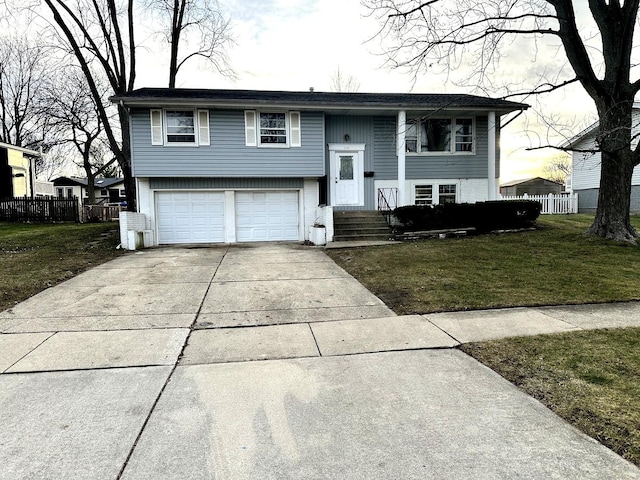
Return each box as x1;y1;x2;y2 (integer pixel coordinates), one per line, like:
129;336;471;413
130;108;325;177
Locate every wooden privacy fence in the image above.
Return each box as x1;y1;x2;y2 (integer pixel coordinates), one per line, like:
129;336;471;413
0;197;79;222
83;205;122;222
500;193;578;214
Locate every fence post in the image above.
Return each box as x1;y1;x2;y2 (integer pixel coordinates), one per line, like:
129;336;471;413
548;193;554;214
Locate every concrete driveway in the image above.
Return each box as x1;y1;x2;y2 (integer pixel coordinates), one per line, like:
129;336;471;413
1;244;639;479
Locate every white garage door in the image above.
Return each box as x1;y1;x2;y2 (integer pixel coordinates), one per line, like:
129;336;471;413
236;191;299;242
156;191;225;244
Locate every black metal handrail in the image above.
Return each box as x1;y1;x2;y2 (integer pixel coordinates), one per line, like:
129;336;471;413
377;188;398;230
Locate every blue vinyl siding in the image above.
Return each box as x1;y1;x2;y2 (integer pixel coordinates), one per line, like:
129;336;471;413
130;109;325;177
325;116;379;210
374;116;493;180
149;177;304;189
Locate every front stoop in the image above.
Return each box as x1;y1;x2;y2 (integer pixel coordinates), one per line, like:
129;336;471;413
332;211;392;242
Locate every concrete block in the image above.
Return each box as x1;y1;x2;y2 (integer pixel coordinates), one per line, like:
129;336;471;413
311;315;459;356
7;328;189;372
181;324;319;364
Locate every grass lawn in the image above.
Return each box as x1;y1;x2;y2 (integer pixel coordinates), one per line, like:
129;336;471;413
326;214;640;315
461;328;640;467
0;222;124;312
328;214;640;467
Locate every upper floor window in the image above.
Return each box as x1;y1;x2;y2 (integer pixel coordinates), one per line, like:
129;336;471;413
244;110;301;148
259;112;287;145
150;109;210;146
166;110;195;143
406;118;474;154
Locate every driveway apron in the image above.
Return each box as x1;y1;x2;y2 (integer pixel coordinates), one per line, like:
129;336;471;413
0;244;638;479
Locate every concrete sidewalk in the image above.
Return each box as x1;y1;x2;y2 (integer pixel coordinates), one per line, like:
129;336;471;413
1;244;639;479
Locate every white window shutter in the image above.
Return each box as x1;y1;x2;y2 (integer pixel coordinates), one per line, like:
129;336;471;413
198;110;210;145
289;111;301;147
150;109;163;145
244;110;257;146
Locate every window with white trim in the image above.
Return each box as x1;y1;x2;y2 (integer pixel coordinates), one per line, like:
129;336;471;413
244;110;301;148
405;118;474;154
438;184;457;204
149;109;210;146
413;183;458;205
414;185;433;205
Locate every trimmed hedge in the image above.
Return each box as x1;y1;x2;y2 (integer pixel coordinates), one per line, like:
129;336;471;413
393;200;542;233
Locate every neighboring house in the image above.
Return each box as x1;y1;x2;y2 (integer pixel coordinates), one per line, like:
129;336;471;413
563;104;640;213
0;141;40;198
500;177;563;196
52;176;127;204
111;88;527;245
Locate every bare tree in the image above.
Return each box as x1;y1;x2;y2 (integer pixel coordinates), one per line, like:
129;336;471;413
41;0;136;208
543;154;571;186
0;35;54;149
146;0;235;88
45;68;118;204
365;1;640;243
330;67;361;93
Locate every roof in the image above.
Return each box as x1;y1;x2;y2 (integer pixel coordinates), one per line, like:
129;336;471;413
560;102;640;149
52;176;124;188
111;88;528;115
500;177;563;187
0;141;41;157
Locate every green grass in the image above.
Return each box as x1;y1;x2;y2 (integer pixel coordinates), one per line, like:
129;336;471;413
327;214;640;315
0;222;124;312
460;328;640;467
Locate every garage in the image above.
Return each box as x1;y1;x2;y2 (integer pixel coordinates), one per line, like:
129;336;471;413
156;191;225;244
236;191;299;242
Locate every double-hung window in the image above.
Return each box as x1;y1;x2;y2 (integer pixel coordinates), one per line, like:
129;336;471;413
165;111;196;143
244;110;301;148
150;109;210;146
405;118;474;154
259;112;287;145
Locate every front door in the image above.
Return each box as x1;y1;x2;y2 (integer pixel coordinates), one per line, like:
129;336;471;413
329;144;365;206
335;153;359;205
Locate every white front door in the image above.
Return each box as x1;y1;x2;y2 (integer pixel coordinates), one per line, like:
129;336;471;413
335;153;359;205
329;144;365;206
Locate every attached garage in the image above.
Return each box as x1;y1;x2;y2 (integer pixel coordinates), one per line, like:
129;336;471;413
236;191;299;242
155;190;300;244
156;191;225;244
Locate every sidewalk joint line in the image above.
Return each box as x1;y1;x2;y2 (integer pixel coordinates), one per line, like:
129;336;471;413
307;323;323;357
115;245;228;480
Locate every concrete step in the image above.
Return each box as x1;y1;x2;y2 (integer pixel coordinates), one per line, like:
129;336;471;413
334;227;391;236
333;233;393;242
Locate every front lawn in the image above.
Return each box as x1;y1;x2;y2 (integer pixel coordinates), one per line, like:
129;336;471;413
0;222;124;312
327;214;640;315
461;328;640;467
328;214;640;467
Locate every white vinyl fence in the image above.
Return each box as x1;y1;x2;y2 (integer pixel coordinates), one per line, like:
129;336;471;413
500;193;578;214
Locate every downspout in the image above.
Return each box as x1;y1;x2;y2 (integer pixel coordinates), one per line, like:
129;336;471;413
397;110;406;206
488;111;497;200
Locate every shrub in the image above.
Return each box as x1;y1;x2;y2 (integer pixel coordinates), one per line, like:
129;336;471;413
393;200;541;233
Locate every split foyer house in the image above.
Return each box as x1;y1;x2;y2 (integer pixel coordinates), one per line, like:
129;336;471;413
112;88;527;245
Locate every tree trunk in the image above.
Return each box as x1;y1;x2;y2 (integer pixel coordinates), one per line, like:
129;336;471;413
117;104;136;211
588;99;638;243
588;150;638;243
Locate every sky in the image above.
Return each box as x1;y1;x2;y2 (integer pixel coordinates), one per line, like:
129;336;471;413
132;0;600;183
10;0;603;182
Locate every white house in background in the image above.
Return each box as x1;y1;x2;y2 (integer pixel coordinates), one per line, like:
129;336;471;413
563;104;640;213
52;176;127;204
